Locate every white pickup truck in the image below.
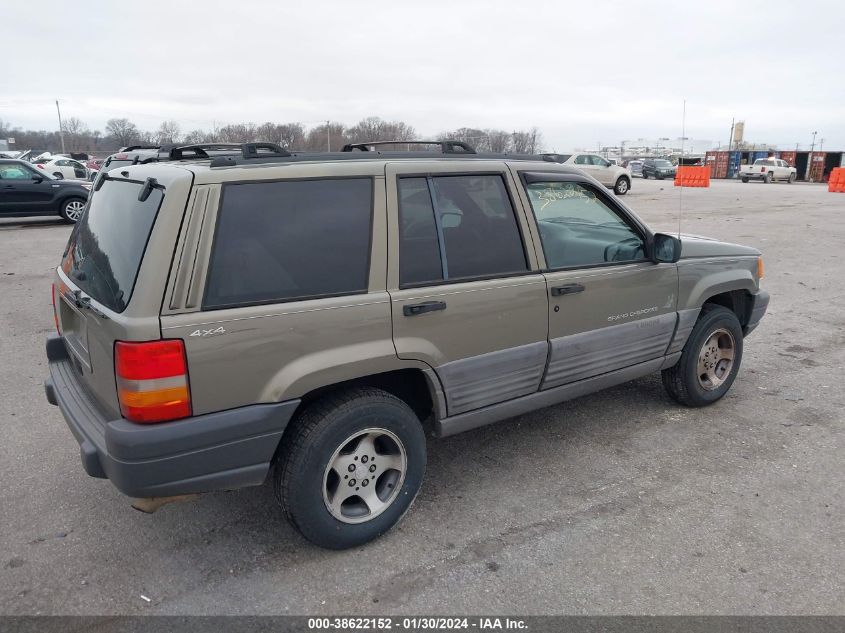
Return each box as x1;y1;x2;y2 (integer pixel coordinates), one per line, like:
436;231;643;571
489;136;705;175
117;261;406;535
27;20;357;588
740;157;797;183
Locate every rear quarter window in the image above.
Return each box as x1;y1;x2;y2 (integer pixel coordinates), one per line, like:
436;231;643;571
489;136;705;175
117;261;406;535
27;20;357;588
203;178;373;309
62;179;164;312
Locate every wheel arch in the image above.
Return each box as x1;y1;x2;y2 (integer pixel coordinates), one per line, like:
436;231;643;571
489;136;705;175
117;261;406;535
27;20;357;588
270;367;444;468
288;366;444;428
700;288;754;328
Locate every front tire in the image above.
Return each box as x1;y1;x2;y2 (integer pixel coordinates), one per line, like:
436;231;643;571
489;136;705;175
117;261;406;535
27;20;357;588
274;388;426;549
59;197;86;223
788;172;796;183
614;176;630;195
662;305;744;407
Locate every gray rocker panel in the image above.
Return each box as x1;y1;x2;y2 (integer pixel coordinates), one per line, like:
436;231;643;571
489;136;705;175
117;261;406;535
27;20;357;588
438;341;549;415
542;313;677;389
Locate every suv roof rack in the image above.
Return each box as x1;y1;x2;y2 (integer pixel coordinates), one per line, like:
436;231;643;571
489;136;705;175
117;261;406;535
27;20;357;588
341;140;477;154
121;145;160;152
168;143;248;161
208;142;292;167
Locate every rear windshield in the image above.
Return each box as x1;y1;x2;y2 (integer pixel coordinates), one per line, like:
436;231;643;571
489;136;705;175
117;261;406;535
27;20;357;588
753;158;775;166
61;179;164;312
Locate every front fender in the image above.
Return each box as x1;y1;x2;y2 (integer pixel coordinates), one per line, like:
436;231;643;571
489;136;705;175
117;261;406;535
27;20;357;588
679;256;759;310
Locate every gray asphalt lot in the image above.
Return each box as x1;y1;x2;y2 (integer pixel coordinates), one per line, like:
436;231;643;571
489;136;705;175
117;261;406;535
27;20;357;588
0;178;842;615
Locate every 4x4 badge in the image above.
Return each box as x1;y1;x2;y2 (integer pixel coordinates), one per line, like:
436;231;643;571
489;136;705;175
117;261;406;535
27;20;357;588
189;326;226;338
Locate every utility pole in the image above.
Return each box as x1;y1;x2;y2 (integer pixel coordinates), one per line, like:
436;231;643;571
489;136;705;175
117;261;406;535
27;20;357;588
728;118;735;154
808;131;817;182
55;100;66;154
326;120;331;152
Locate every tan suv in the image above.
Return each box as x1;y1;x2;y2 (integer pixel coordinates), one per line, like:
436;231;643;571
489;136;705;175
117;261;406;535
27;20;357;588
45;141;769;549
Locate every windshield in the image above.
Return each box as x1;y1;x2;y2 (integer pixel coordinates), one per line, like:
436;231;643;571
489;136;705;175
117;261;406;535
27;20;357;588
61;179;164;312
654;160;673;168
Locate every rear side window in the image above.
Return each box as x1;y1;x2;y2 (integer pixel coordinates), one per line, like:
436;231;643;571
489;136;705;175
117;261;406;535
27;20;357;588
61;180;164;312
397;174;527;286
204;178;373;309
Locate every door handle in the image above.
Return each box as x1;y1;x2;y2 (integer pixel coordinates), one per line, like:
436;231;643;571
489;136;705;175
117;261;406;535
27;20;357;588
550;283;585;296
403;301;447;316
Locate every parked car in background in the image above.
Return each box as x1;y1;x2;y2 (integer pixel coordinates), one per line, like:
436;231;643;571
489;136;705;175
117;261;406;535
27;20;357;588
546;153;632;194
627;160;644;177
0;159;90;222
740;158;797;183
37;156;91;180
641;159;676;180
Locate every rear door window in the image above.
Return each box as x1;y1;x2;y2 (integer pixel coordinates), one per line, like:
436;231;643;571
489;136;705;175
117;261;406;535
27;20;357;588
61;179;164;312
397;174;527;286
204;178;373;309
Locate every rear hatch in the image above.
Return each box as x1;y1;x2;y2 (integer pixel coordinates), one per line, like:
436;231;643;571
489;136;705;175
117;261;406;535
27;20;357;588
53;165;194;417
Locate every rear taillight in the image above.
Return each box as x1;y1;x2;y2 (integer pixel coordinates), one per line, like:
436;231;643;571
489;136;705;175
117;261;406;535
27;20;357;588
115;340;191;423
37;164;44;169
51;283;60;334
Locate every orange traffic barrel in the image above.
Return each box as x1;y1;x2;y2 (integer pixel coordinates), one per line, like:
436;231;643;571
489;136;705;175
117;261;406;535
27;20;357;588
829;167;845;192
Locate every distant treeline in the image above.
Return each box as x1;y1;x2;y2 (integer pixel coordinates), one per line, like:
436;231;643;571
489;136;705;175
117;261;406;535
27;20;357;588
0;116;542;155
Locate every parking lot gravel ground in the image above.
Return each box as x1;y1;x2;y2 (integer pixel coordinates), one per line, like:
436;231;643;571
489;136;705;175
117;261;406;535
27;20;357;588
0;178;842;615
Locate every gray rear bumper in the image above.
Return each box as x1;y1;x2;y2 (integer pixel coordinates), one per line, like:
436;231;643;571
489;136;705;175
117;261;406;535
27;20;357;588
44;335;299;498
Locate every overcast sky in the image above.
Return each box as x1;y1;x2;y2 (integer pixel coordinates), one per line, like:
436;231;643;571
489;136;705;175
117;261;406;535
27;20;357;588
3;0;843;151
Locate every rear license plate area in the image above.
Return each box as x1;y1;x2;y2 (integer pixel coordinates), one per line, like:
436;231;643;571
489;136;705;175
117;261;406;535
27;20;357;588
59;296;91;371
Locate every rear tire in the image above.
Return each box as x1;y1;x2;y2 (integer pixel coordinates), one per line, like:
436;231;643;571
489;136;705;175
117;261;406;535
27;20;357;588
614;176;630;195
642;172;648;180
274;388;426;549
741;176;749;183
764;172;773;183
662;305;744;407
59;197;86;223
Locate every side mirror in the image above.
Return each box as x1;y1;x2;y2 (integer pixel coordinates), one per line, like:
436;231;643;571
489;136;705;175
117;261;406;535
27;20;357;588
32;176;44;183
652;233;681;263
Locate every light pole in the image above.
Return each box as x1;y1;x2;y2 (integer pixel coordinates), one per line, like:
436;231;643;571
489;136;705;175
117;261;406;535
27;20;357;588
808;131;818;182
55;100;66;154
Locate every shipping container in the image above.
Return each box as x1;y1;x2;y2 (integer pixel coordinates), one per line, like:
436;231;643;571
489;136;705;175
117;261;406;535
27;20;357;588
779;151;797;167
705;151;717;178
727;151;741;178
715;151;729;179
810;152;826;182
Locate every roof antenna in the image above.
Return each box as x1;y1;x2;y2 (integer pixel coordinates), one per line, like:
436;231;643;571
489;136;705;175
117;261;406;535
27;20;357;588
678;99;686;239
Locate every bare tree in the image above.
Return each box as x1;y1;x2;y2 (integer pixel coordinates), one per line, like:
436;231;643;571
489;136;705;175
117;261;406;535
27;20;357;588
277;123;306;150
511;127;542;154
183;129;211;145
105;118;139;148
438;127;489;152
216;123;259;143
157;120;181;145
304;122;347;151
486;129;512;153
61;117;91;151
